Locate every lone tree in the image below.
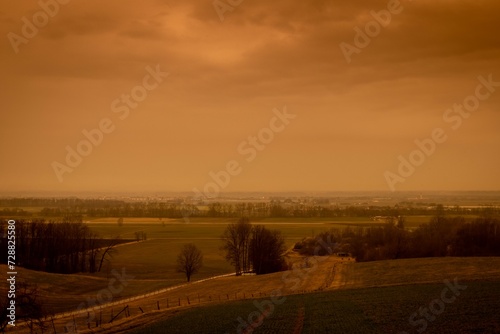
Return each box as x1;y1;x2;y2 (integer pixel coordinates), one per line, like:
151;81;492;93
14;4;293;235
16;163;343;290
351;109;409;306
176;243;203;282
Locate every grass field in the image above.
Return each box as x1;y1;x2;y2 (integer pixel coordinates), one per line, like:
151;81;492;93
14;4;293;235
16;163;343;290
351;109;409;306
85;217;346;282
83;215;436;282
130;280;500;333
6;255;500;333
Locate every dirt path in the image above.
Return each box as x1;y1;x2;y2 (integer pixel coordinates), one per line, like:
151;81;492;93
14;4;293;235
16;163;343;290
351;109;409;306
323;257;355;290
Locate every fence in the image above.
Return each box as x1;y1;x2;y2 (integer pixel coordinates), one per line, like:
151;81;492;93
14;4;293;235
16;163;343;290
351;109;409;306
12;286;329;333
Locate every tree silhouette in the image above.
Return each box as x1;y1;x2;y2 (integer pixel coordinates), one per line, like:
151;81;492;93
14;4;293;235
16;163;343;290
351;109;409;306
176;243;203;282
221;217;252;275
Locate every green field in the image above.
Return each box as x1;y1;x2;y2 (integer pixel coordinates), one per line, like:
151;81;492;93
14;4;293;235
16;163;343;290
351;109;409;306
86;217;354;282
85;216;435;281
131;281;500;333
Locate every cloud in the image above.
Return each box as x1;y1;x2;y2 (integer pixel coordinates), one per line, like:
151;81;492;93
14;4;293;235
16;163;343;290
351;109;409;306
1;0;499;192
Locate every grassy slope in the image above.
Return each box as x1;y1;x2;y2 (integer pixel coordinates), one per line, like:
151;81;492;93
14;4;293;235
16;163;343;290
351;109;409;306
0;264;171;315
127;257;500;333
131;281;500;334
6;256;496;334
337;257;500;289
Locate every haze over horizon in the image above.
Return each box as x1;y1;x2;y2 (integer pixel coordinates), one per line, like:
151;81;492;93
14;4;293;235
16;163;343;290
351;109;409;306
1;0;500;194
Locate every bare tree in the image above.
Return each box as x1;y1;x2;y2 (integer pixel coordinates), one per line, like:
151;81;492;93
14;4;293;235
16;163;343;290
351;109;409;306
176;243;203;282
97;239;119;272
249;225;286;275
11;220;110;274
221;217;252;275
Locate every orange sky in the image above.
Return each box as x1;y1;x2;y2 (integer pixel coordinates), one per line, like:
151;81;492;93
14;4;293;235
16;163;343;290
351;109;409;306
1;0;499;194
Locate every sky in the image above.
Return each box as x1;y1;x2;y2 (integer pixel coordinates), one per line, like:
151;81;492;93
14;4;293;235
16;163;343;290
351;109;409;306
1;0;499;195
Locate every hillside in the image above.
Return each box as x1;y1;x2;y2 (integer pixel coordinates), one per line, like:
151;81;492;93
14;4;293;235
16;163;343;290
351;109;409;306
4;256;500;333
130;280;500;334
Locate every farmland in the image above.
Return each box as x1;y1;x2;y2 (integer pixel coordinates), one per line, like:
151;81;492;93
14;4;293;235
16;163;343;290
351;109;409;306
2;215;500;333
4;254;500;333
130;280;500;334
85;216;386;281
1;217;355;317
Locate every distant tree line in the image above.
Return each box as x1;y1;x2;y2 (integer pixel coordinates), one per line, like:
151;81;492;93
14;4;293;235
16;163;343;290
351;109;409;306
221;218;287;275
0;198;124;208
1;198;498;219
296;217;500;262
0;219;119;274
